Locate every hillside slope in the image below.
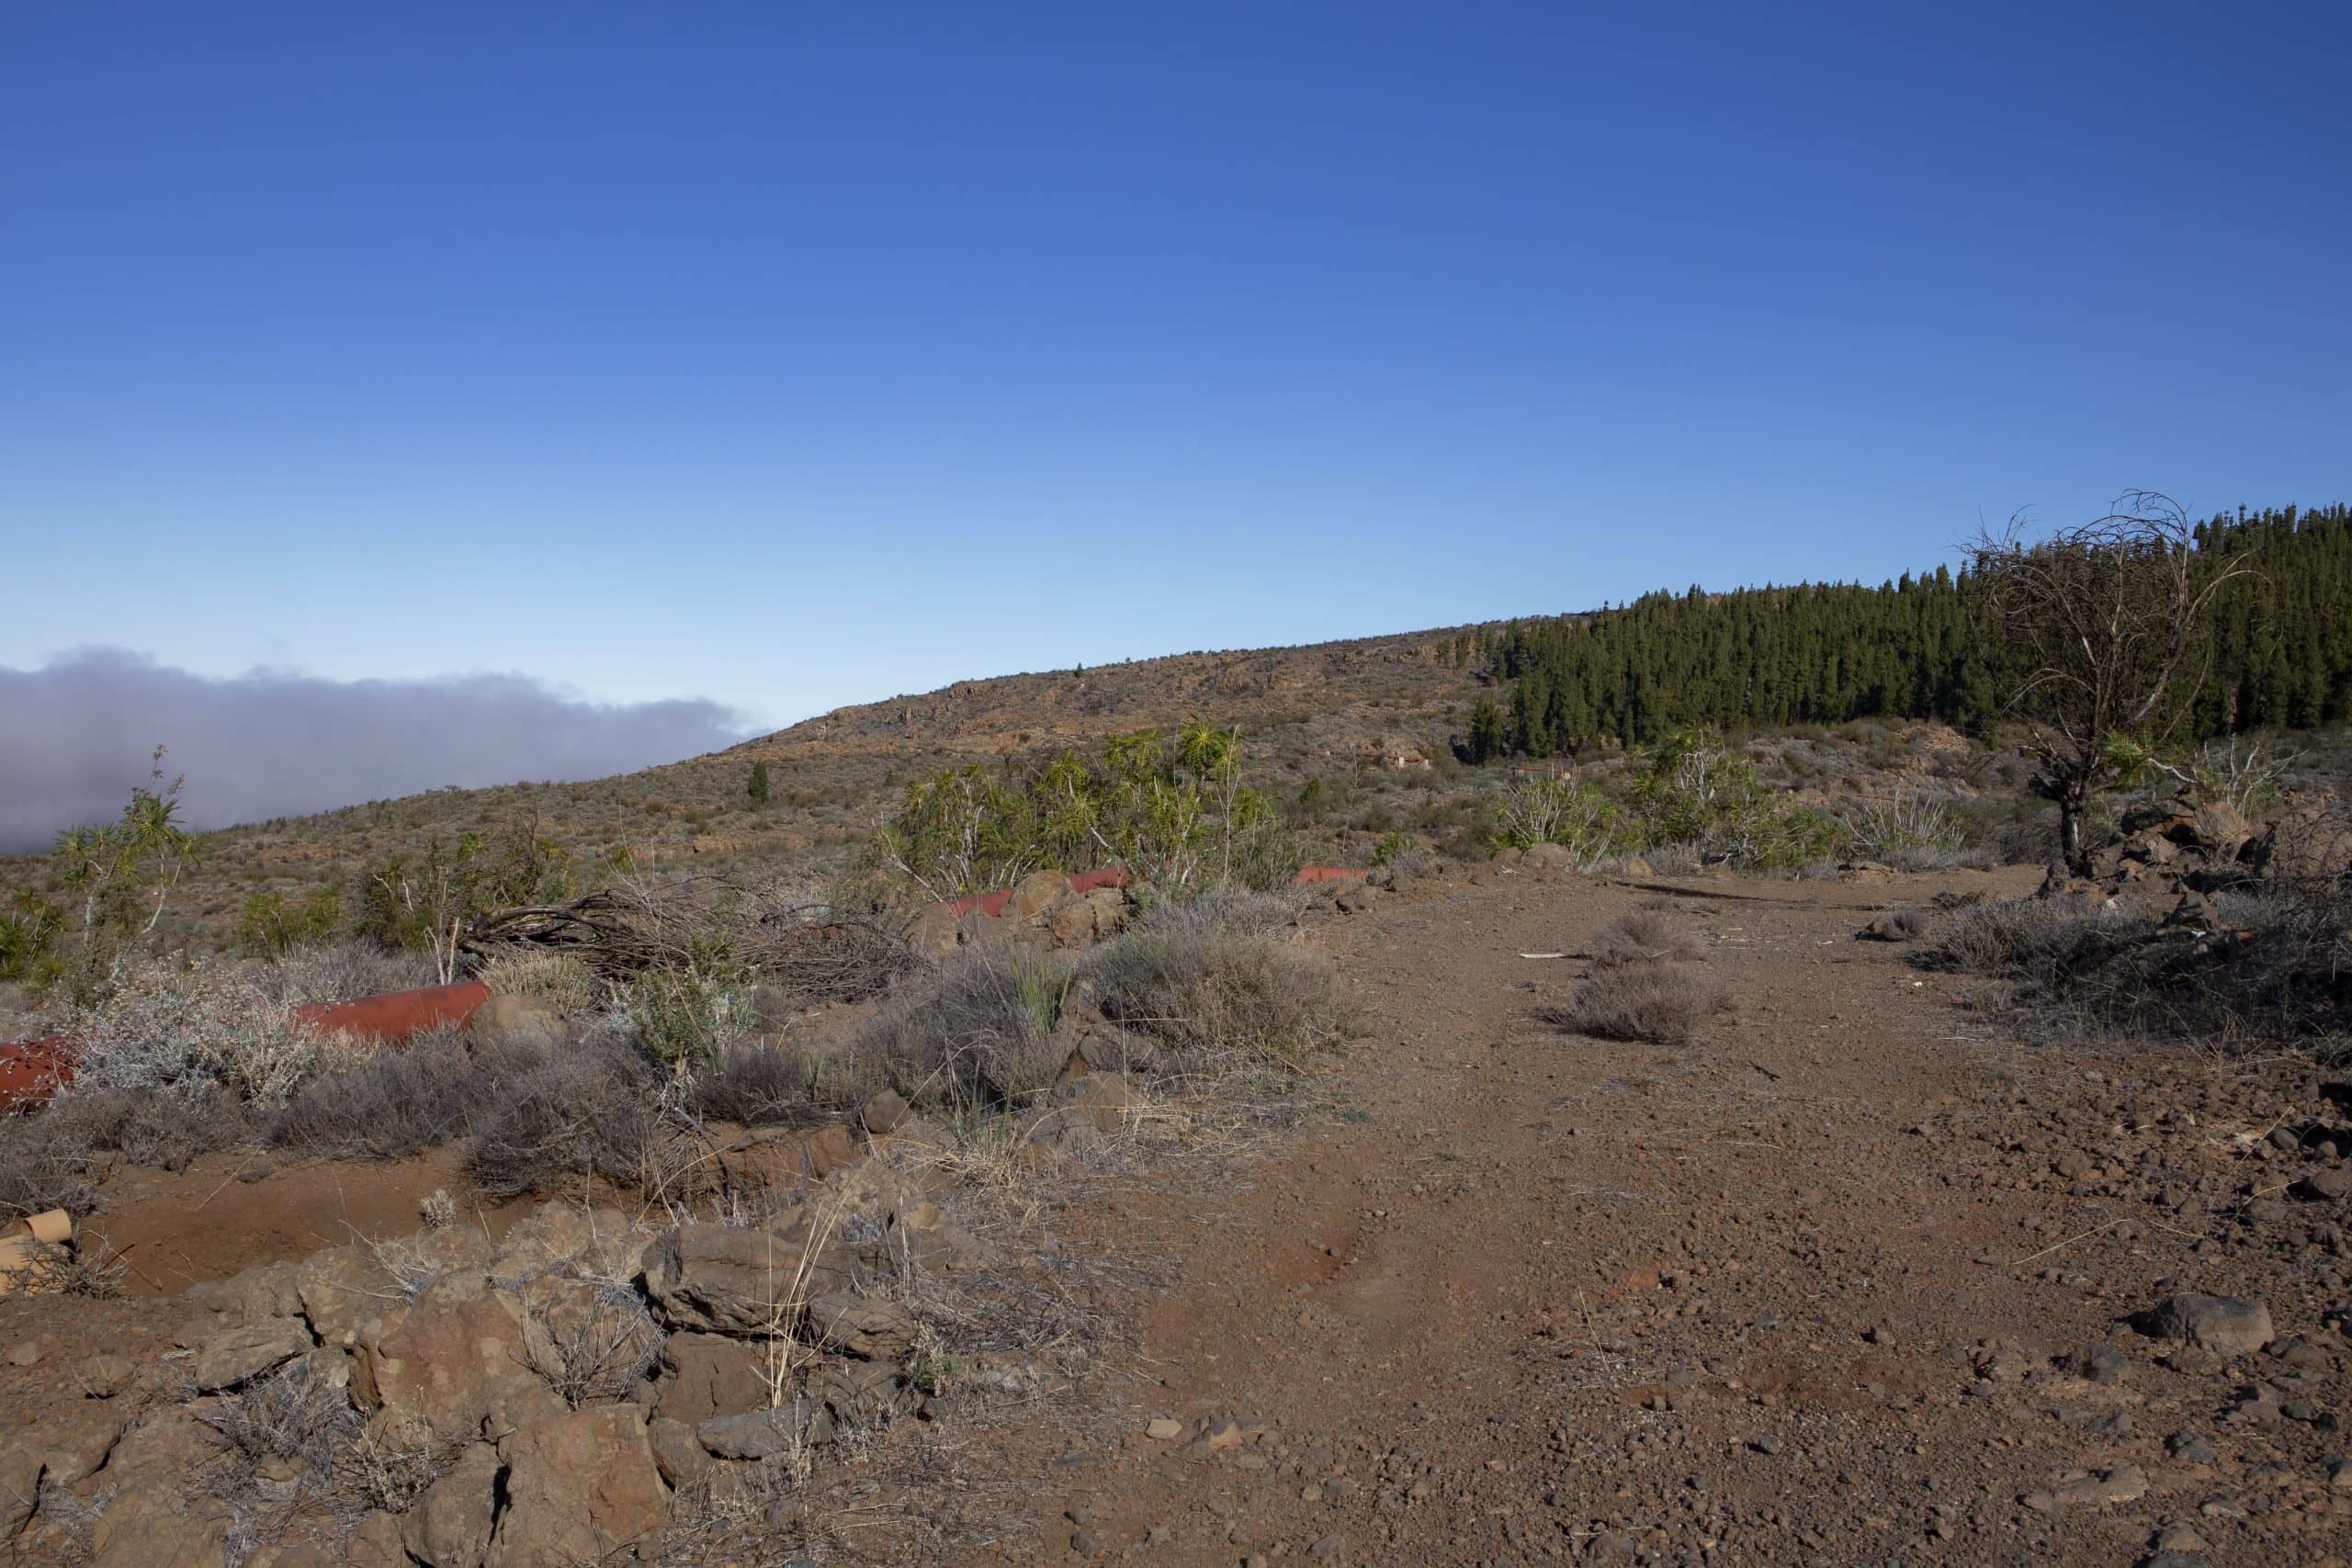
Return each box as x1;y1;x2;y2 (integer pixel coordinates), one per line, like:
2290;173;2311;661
9;627;1493;943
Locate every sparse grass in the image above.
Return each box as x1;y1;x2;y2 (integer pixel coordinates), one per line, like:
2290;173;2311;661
341;1416;458;1515
361;1230;446;1302
1547;960;1726;1044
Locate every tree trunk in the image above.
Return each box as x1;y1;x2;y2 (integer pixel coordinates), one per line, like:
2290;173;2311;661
2058;784;2092;878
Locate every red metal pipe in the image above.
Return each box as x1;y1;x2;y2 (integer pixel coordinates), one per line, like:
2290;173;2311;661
0;1038;75;1114
294;980;491;1043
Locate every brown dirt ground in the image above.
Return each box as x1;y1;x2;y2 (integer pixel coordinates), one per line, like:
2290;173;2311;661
931;865;2352;1565
6;863;2349;1565
84;1150;548;1299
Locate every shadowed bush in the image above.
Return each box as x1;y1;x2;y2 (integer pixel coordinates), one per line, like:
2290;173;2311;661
689;1037;883;1124
0;1098;117;1217
1547;961;1726;1044
64;1085;254;1171
1922;885;2352;1051
1917;897;2122;977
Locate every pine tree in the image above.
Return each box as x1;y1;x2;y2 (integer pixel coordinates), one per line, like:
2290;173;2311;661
746;759;771;805
1467;504;2350;760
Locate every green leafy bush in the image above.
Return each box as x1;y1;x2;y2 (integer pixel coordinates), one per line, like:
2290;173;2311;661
1626;729;1846;872
5;750;202;1001
625;934;748;1068
1487;773;1628;863
869;722;1301;897
235;888;345;957
356;825;576;979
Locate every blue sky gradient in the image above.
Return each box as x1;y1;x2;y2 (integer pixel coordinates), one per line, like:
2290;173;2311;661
4;1;2346;734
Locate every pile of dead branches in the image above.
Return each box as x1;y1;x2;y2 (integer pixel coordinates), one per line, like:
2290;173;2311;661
463;881;921;1003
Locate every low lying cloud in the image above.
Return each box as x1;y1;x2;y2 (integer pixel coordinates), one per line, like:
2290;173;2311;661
0;649;750;852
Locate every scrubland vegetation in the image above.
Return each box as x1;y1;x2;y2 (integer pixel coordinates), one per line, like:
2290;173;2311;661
0;498;2347;1565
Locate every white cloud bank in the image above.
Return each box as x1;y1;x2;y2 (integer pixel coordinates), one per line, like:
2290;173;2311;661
0;648;749;852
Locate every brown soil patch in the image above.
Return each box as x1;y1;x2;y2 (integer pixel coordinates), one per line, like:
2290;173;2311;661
84;1150;547;1296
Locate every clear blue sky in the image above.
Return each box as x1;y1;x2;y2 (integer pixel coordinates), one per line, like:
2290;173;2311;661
4;1;2346;735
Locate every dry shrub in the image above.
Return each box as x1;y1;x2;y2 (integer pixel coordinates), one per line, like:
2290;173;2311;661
269;1032;480;1159
753;912;922;1004
855;945;1073;1111
255;942;441;1009
74;954;333;1107
1861;905;1934;942
691;1038;880;1123
0;1105;111;1217
0;1079;261;1202
1127;885;1306;940
464;1034;659;1198
519;1279;663;1406
1589;911;1700;968
1917;896;2118;976
1547;961;1726;1044
196;1359;361;1485
61;1085;253;1171
1926;884;2352;1050
16;1234;128;1299
1079;923;1346;1071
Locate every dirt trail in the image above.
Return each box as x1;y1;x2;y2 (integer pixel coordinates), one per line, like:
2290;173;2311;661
974;867;2351;1566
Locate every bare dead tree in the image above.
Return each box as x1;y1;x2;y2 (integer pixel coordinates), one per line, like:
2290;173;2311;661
462;876;919;1001
1970;491;2251;875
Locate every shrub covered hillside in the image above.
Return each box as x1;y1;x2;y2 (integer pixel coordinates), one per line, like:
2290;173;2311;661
1464;502;2352;756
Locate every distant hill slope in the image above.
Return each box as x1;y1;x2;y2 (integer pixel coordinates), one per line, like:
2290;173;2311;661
8;627;1494;943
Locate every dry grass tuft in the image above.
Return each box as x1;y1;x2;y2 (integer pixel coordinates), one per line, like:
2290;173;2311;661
1589;911;1701;968
1547;961;1726;1044
471;947;604;1014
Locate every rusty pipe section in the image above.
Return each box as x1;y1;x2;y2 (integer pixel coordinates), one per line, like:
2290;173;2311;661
293;980;490;1043
0;1038;75;1114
